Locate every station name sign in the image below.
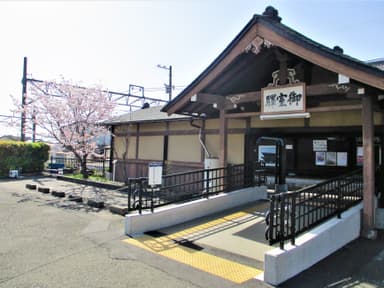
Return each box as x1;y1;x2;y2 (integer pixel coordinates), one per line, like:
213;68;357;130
261;83;306;115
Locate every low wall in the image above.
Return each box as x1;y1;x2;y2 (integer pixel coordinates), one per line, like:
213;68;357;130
264;202;362;286
125;186;267;236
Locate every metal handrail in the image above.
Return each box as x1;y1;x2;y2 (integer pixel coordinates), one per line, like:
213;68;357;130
126;162;265;213
266;169;363;249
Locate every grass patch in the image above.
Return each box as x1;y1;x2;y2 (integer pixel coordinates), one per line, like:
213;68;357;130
66;173;110;183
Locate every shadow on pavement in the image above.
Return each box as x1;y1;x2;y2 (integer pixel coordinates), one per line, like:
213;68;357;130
279;234;384;288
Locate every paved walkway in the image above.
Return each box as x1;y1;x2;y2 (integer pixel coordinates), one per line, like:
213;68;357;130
0;177;272;288
12;175;128;211
2;176;384;288
125;201;273;283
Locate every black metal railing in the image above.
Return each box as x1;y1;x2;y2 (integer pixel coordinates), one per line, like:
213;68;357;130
266;169;363;249
126;162;265;214
48;156;110;175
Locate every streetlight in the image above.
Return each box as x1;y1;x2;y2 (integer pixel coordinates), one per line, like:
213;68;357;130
157;64;173;101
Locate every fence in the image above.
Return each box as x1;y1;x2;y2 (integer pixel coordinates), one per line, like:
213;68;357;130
48;156;110;175
126;162;265;214
266;169;363;249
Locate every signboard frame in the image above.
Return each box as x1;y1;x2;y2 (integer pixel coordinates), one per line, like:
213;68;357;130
261;83;306;115
148;162;163;186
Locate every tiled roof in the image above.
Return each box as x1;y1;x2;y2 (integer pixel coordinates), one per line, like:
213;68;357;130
257;16;384;78
163;6;384;113
104;106;190;125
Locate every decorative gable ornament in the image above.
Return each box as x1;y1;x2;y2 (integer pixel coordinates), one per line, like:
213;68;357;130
245;36;273;55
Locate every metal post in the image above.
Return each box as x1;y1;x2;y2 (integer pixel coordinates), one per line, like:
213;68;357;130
169;65;172;101
32;113;36;142
157;64;173;102
21;57;27;142
226;164;232;192
337;184;342;219
290;195;296;246
205;169;210;197
269;196;275;245
127;179;132;212
279;196;285;250
139;178;143;215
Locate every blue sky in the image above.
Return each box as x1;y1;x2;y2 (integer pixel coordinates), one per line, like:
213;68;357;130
0;0;383;136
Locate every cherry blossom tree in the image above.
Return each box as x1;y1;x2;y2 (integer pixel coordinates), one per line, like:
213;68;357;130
14;78;115;178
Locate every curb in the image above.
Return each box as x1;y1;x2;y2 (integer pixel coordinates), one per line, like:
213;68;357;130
56;175;123;190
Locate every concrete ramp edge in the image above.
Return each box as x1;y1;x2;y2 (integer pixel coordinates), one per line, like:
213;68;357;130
125;186;267;236
263;202;363;285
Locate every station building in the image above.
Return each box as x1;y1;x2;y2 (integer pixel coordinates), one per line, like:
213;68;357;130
107;7;384;235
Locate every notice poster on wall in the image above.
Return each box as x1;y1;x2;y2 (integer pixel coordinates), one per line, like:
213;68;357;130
356;147;363;166
337;152;348;167
313;140;327;152
315;151;326;166
326;152;337;166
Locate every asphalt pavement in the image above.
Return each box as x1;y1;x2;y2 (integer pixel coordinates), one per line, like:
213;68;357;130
1;176;383;288
0;177;271;288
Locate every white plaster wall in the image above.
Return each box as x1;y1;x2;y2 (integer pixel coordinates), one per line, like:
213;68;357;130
263;203;362;286
125;186;267;236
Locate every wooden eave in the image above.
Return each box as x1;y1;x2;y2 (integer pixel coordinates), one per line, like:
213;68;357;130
256;20;384;90
162;14;384;116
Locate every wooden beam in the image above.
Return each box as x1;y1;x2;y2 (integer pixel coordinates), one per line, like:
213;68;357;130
194;93;225;106
225;91;261;105
225;111;261;119
224;104;362;118
219;109;228;167
307;83;353;96
307;104;362;113
195;84;359;112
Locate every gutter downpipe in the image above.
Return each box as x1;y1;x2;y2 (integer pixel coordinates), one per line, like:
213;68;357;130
190;119;211;159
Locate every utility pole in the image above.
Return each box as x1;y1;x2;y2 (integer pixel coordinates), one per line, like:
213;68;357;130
21;57;27;142
157;64;173;101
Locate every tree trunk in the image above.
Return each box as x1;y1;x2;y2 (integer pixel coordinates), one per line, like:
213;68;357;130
81;155;88;179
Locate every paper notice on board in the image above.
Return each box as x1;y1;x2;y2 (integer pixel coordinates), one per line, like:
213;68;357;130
337;152;348;167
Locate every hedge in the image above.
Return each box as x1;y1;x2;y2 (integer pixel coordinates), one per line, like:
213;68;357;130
0;141;50;177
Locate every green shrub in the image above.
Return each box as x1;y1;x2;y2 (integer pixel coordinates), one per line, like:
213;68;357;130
0;141;50;177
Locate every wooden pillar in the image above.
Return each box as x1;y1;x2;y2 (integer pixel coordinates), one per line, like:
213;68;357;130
163;122;169;174
219;108;228;167
134;124;140;177
135;124;140;160
362;94;376;238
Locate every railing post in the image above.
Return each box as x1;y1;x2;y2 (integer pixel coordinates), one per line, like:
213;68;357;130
269;195;275;245
127;179;132;211
279;195;285;250
250;162;255;187
337;182;342;219
290;194;296;246
205;169;210;198
227;165;232;192
102;158;106;177
138;178;143;215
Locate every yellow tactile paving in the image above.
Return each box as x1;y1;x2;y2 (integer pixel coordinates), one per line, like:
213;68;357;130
123;206;264;283
124;235;262;284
